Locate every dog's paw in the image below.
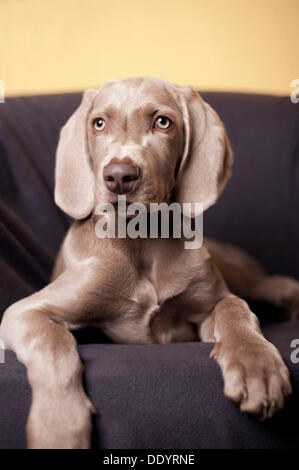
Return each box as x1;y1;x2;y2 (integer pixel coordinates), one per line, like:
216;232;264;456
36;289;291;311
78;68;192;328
26;390;96;449
210;335;292;419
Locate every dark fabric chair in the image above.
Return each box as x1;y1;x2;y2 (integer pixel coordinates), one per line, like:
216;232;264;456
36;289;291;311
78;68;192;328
0;91;298;449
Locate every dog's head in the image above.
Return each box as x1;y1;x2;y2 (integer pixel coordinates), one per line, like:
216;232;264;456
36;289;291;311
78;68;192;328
55;77;233;219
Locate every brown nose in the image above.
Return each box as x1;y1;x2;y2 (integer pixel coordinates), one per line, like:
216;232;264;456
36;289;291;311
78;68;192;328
103;162;140;194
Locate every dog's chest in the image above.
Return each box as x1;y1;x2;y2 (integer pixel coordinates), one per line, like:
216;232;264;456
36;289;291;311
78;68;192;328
138;239;207;302
101;241;207;344
101;274;158;343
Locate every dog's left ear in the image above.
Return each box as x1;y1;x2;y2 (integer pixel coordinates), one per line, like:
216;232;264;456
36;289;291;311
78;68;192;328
174;86;233;215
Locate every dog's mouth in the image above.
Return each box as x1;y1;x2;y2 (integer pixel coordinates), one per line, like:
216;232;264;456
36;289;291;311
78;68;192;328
100;170;168;209
104;184;173;209
106;191;140;205
111;197;134;207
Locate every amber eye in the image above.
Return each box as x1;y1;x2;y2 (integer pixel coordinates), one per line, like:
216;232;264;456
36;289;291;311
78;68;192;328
93;118;106;132
154;116;172;130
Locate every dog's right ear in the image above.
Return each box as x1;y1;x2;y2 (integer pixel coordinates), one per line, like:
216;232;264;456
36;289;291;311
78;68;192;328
55;88;98;219
174;86;233;216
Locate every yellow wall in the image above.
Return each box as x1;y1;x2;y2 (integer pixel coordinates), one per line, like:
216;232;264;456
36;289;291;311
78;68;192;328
1;0;298;96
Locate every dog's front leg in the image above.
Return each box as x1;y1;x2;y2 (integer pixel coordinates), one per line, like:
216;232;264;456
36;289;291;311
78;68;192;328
0;263;103;449
201;296;292;419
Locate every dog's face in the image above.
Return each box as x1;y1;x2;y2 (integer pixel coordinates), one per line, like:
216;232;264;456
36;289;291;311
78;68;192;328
89;78;185;207
55;77;233;219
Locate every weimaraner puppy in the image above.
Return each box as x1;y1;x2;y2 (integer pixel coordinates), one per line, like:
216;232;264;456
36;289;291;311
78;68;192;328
1;77;299;449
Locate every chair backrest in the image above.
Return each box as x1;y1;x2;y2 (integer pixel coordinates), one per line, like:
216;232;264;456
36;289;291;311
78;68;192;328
201;92;299;280
0;91;298;301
